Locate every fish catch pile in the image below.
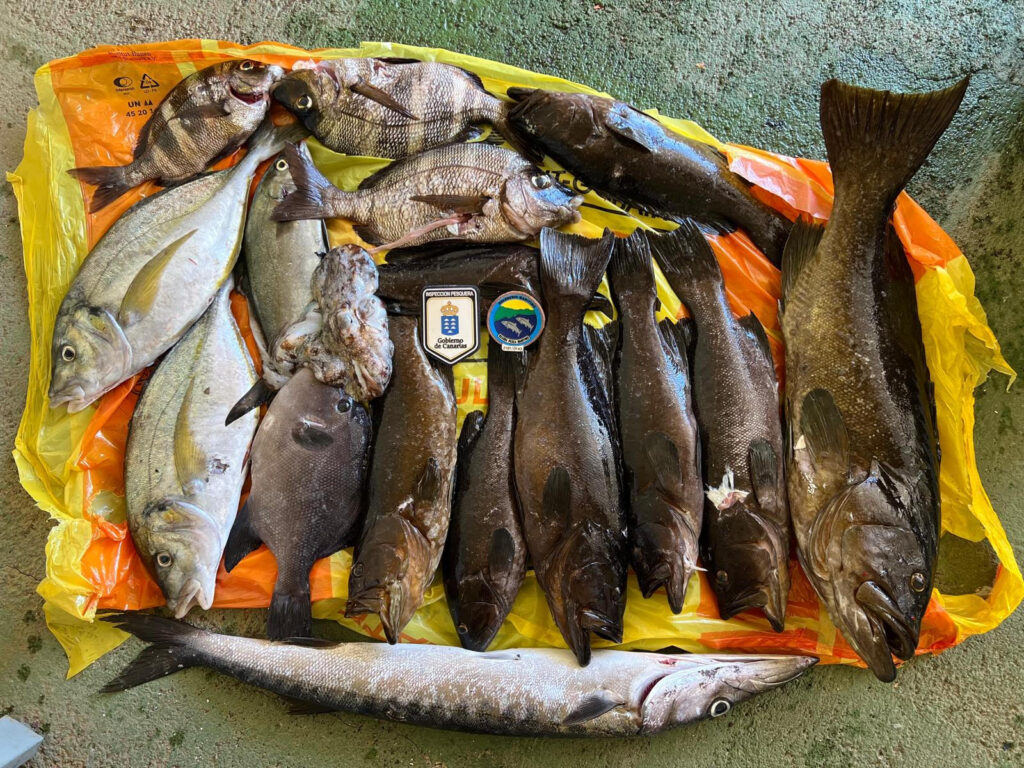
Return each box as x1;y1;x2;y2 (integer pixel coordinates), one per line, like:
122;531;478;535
36;45;993;735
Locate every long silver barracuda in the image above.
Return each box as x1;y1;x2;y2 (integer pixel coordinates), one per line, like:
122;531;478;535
48;119;302;413
102;612;816;736
124;284;259;618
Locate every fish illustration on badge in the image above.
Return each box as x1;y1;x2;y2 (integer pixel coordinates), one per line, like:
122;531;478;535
422;286;480;364
487;291;545;350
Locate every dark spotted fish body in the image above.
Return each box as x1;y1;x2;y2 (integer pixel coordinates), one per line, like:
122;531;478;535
273;58;509;159
781;79;966;681
69;59;284;211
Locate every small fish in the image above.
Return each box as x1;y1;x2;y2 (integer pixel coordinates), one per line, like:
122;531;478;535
273;58;510;159
516;316;535;331
443;343;528;651
506;89;792;264
514;229;626;666
69;60;284;211
781;78;967;681
500;319;520;334
223;367;371;640
652;222;790;631
608;232;703;613
272;142;582;250
346;315;457;642
124;284;258;617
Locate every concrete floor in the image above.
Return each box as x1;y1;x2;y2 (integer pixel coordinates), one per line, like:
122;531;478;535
1;1;1022;766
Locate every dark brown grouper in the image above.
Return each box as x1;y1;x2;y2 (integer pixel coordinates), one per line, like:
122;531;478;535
346;314;457;642
505;89;792;264
514;229;625;667
443;342;528;651
608;232;703;614
652;222;790;631
70;59;284;211
222;367;371;640
781;77;968;681
273;58;510;159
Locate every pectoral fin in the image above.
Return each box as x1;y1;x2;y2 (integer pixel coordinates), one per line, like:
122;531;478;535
119;230;197;326
603;105;659;153
542;466;571;525
413;457;443;507
488;527;517;580
799;388;849;471
644;431;683;500
348;77;418;120
174;378;209;495
748;438;780;513
562;690;626;726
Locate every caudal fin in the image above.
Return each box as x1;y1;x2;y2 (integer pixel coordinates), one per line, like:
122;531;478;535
538;228;615;326
820;77;968;210
272;142;341;222
649;219;725;315
267;585;313;641
99;612;202;692
608;230;656;296
68;165;135;212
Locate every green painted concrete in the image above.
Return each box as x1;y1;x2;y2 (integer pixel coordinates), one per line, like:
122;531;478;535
1;1;1022;765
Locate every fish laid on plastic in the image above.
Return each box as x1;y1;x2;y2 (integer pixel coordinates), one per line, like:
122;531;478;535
49;121;300;413
608;233;703;613
514;229;626;666
781;78;967;681
102;612;816;736
346;314;457;642
653;222;790;631
273;58;510;159
69;59;284;212
223;367;371;640
506;89;792;264
124;284;258;617
272;142;582;250
443;342;528;651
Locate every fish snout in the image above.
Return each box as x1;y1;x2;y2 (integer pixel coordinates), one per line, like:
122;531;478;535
49;384;87;412
453;601;503;652
855;580;918;661
166;578;209;619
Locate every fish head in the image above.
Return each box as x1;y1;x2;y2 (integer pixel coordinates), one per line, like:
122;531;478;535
223;59;285;105
48;303;132;412
450;574;504;652
258;153;297;202
506;88;602;150
500;171;583;237
271;69;331;134
135;498;223;618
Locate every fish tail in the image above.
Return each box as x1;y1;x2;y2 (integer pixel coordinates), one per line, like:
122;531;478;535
271;142;345;222
820;77;968;210
608;229;656;295
98;612;203;692
649;219;723;308
267;583;313;641
486;336;524;391
67;164;136;212
538;228;615;325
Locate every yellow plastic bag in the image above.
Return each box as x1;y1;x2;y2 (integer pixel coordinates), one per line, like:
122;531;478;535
10;39;1020;676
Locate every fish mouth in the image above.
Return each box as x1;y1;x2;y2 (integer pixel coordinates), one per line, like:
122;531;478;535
230;84;267;105
49;385;88;412
856;581;918;663
346;588;404;644
453;601;503;652
718;583;786;632
166;579;212;619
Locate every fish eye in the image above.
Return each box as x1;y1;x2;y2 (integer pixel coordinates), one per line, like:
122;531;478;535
457;623;468;635
239;60;255;71
531;173;553;190
709;698;731;717
336;398;351;413
910;571;927;593
60;345;76;362
156;552;173;568
275;158;289;172
715;570;729;586
295;94;313;110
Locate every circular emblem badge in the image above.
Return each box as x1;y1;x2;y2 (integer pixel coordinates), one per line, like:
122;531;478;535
487;291;545;350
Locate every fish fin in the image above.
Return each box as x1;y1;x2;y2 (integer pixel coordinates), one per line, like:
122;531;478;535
603;103;658;153
98;612;201;692
267;587;313;641
374;56;422;65
588;292;614;318
649;219;723;309
562;691;626;726
671;317;696;357
799;388;850;470
281;696;337;715
644;432;683;499
780;217;825;306
413;457;443;508
487;341;524;390
488;527;517;580
748;438;780;513
118;229;198;326
283;636;340;648
67;164;135;212
608;229;656;295
542;466;572;525
292;420;336;449
737;312;774;368
272;142;342;222
173;378;210;494
538;229;615;323
348;77;418;120
223;500;262;572
477;649;522;661
225;378;276;426
486;122;544;163
820;77;968;211
457;410;486;468
409;194;491;215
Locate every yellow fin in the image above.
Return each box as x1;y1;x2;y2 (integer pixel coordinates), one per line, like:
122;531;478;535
118;229;197;326
173;376;208;495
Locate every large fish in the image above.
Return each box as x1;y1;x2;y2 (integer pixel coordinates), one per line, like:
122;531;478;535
608;232;703;613
223;367;371;640
124;284;258;617
506;89;792;264
652;222;790;631
69;59;284;212
273;58;509;159
49;120;301;413
271;142;582;249
443;342;528;651
513;229;625;666
102;612;816;736
346;315;457;642
781;78;967;681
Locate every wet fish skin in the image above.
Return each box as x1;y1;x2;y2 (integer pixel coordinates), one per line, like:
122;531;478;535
505;89;791;264
124;284;258;618
608;232;703;614
652;222;790;631
69;60;284;212
346;315;457;642
223;367;371;640
781;78;967;682
49;121;301;413
273;58;509;159
272;141;582;249
513;229;625;666
443;343;528;651
103;612;816;736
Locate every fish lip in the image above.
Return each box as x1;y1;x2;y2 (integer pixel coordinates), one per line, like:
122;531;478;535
166;578;209;619
230;84;268;105
49;385;88;412
856;580;917;661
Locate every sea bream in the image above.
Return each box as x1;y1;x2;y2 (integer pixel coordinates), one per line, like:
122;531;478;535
70;59;284;211
49;120;302;413
271;142;582;250
781;78;967;681
102;612;816;736
124;284;258;617
273;58;510;159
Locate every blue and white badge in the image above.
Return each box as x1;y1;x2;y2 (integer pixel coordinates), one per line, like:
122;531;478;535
487;291;545;350
421;286;480;364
